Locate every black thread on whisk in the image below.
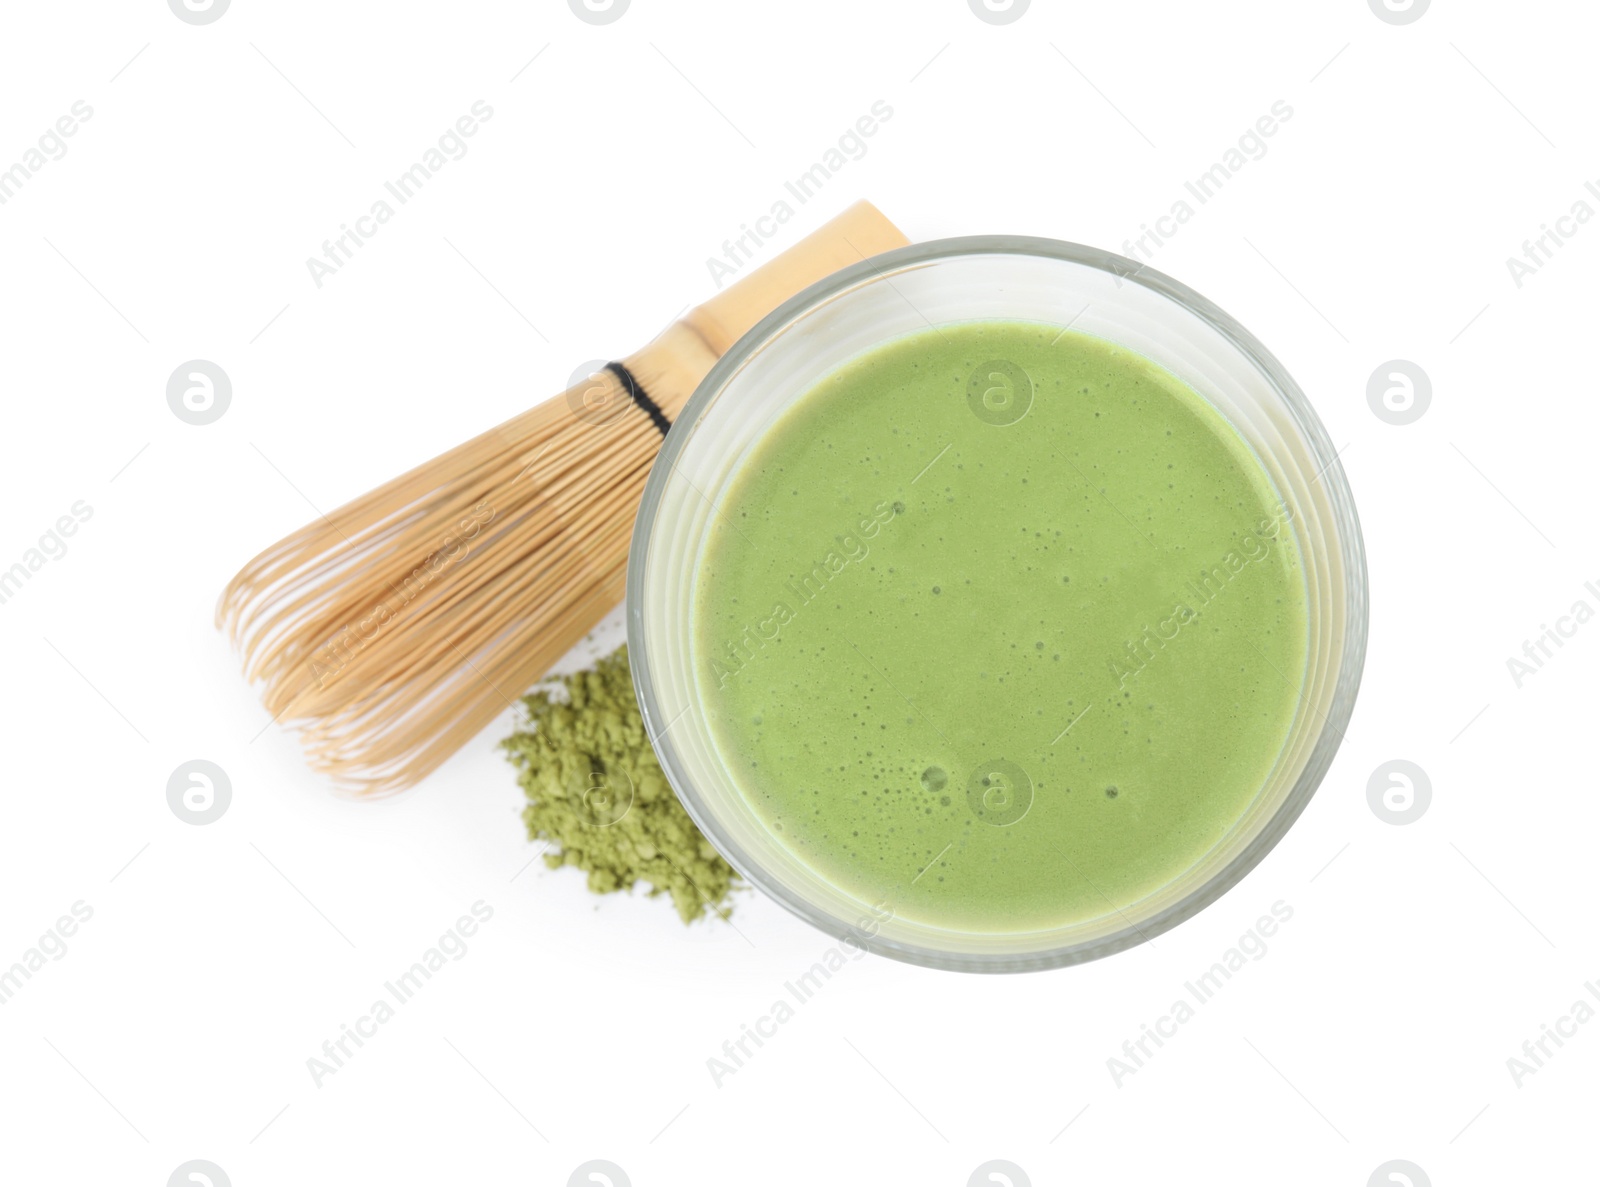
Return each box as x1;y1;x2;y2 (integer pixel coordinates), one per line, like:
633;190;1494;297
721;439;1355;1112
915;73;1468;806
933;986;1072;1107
605;362;672;437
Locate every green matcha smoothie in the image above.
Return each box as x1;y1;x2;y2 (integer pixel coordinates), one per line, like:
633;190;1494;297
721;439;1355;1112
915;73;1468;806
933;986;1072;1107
692;321;1307;933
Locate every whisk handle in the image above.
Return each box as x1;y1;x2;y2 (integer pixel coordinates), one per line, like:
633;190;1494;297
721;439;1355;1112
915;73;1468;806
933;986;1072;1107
684;200;910;357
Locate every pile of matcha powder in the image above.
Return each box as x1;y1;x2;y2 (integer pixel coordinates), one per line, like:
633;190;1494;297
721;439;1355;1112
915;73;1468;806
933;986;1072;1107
502;645;738;923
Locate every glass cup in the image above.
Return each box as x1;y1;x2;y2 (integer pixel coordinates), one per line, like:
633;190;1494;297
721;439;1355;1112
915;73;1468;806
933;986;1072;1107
627;236;1367;972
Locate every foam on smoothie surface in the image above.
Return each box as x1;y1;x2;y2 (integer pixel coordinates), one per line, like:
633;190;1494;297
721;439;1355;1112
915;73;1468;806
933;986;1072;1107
692;322;1307;933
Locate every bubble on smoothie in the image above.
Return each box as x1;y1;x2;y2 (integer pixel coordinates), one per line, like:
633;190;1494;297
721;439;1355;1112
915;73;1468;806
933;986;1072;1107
1105;785;1119;799
920;766;948;794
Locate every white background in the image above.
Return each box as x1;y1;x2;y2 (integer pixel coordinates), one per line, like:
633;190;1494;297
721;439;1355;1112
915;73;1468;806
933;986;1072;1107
1;1;1594;1184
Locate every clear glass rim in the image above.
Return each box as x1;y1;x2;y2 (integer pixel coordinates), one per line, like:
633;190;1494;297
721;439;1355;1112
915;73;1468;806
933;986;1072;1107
627;234;1370;973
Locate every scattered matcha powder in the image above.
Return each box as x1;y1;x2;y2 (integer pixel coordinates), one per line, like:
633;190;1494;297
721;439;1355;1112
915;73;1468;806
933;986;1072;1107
502;645;738;923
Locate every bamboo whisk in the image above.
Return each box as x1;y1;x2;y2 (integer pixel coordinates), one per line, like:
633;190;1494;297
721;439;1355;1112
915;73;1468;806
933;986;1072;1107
218;201;909;794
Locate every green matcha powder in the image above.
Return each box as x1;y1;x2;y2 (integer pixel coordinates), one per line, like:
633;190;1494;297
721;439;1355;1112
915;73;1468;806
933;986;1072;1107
502;645;738;923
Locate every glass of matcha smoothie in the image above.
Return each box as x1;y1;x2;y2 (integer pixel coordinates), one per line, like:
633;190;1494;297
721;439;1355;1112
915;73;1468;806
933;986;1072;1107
628;237;1366;972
